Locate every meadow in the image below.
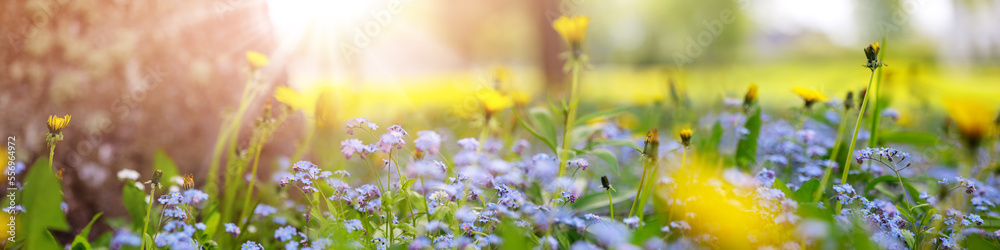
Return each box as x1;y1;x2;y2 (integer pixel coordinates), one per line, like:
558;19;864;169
6;12;1000;250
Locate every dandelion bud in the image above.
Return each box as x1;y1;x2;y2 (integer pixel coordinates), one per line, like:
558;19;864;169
743;83;758;107
863;42;884;70
679;129;693;148
858;88;867;108
151;170;163;187
844;91;854;110
864;42;880;62
601;175;611;190
643;129;660;156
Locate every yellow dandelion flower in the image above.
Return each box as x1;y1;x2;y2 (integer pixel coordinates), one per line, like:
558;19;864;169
792;87;829;108
743;83;758;107
246;51;270;69
553;15;590;50
47;115;71;134
478;88;511;116
945;95;996;148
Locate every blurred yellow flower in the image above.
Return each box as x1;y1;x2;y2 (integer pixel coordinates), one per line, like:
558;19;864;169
478;88;512;116
744;83;758;106
511;90;531;107
945;95;996;148
47;115;71;134
660;166;791;248
792;87;829;108
553;15;590;50
246;51;270;69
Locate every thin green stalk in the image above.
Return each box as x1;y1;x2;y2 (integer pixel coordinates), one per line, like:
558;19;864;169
606;190;615;220
629;159;650;217
141;186;156;248
237;134;266;226
813;110;850;202
558;62;582;177
207;70;259;198
865;38;887;175
478;115;491;153
835;69;877;212
48;144;55;171
390;154;417;226
637;150;667;219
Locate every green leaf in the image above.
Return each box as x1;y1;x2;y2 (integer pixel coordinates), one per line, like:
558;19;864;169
573;188;635;211
878;131;939;146
708;121;723;152
154;149;181;183
901;227;915;248
122;182;147;231
78;212;103;240
588;149;620;175
570;126;603;149
793;180;820;202
772;178;794;198
574;106;630;127
22;158;70;250
403;179;417;190
529;107;558;145
513;110;557;153
71;235;92;250
204;212;221;237
735;108;761;168
144;233;154;250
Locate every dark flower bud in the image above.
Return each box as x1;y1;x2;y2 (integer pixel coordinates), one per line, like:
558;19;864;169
643;129;659;156
151;170;163;187
864;42;880;62
844;91;854;110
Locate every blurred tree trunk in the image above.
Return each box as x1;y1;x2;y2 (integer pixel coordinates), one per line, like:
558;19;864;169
535;0;566;94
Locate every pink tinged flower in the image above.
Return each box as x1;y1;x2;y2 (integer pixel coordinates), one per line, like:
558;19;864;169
414;131;442;155
340;139;370;159
457;138;479;151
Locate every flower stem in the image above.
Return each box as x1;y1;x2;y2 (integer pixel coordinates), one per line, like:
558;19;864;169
835;69;877;212
606;190;615;220
558;62;582;177
141;185;156;248
629;158;649;217
238;134;266;226
48;144;55;171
